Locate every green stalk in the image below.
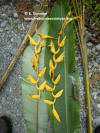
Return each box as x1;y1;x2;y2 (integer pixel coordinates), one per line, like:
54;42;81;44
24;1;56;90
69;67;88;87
80;12;92;132
72;0;93;132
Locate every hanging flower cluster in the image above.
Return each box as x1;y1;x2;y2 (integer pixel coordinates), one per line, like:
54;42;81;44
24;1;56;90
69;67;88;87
27;33;46;99
27;31;64;122
27;11;80;122
27;30;56;99
43;32;67;122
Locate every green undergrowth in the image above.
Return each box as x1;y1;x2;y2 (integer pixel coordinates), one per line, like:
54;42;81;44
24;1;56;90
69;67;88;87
85;0;100;30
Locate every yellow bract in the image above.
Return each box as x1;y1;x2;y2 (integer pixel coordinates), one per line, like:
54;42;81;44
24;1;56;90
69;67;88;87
67;10;71;17
49;69;54;78
37;81;46;90
45;84;53;92
28;94;40;99
28;74;37;84
37;33;57;39
49;60;57;78
59;11;80;36
59;11;71;36
54;52;65;63
52;74;61;85
35;40;45;55
35;45;42;55
38;67;46;77
54;89;63;98
52;107;61;122
50;40;59;55
31;59;38;71
44;100;54;105
33;53;38;64
58;36;66;47
27;33;39;46
50;40;56;53
49;60;54;70
40;40;45;47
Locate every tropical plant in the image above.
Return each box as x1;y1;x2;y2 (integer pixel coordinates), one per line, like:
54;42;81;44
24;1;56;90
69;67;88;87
22;0;80;133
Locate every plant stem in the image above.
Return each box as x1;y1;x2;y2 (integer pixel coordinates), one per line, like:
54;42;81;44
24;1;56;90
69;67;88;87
80;4;93;133
71;0;92;132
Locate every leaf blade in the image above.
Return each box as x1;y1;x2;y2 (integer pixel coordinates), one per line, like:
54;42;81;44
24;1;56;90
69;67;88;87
22;22;49;133
44;0;80;133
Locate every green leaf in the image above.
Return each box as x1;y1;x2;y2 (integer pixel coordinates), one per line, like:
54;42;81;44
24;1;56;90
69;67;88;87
44;0;80;133
21;22;49;133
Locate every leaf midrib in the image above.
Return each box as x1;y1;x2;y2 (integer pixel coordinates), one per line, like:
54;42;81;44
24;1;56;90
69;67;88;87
64;46;69;133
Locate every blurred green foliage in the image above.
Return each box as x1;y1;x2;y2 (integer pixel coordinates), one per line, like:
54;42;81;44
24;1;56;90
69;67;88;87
85;0;100;30
30;0;34;4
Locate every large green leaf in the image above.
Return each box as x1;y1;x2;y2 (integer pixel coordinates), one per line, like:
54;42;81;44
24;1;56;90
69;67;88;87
22;22;49;133
44;0;80;133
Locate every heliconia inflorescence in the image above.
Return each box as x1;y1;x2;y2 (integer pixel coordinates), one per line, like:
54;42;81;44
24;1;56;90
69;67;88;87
27;11;80;122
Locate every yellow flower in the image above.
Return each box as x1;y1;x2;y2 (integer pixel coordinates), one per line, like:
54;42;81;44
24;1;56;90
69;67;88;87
44;100;54;105
31;58;38;71
35;40;45;54
53;52;64;63
58;36;66;47
49;68;54;78
49;59;53;68
38;67;46;77
53;89;63;98
35;23;57;39
35;45;42;55
50;40;60;55
37;81;46;90
59;11;71;36
37;33;57;39
28;74;38;84
33;53;39;64
27;33;40;46
59;11;80;36
52;106;61;122
45;84;53;92
52;74;61;85
28;94;40;99
49;60;57;78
